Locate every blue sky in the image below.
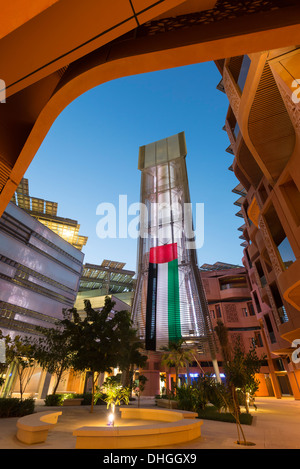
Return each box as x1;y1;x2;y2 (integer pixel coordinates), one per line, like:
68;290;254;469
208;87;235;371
25;60;244;272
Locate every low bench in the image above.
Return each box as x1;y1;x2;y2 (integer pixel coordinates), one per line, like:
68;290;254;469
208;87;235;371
120;407;198;421
16;411;62;445
73;407;202;449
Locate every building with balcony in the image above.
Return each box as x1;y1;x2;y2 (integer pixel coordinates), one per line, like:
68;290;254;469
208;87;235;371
216;47;300;399
141;262;277;397
200;263;275;398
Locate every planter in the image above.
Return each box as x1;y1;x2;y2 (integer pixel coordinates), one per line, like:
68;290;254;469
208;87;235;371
62;398;83;406
155;399;178;409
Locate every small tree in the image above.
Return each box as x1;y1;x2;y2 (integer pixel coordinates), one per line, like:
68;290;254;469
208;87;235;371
161;339;195;393
116;318;147;389
0;331;10;389
98;376;130;426
61;297;135;413
214;320;264;445
28;315;75;395
5;336;37;401
134;374;148;407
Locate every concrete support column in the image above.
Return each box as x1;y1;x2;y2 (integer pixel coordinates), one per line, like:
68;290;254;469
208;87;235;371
141;370;160;396
39;372;52;399
288;367;300;400
260;321;282;398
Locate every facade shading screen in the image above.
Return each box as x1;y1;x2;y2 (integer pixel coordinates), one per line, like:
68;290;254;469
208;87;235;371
132;132;218;364
146;243;181;350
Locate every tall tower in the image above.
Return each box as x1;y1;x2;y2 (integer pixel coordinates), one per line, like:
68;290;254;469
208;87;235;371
132;132;220;380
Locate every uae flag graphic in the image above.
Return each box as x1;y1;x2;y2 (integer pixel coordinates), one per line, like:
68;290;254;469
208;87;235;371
146;243;181;350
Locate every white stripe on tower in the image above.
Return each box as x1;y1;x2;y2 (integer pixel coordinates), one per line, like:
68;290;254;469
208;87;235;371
156;261;169;350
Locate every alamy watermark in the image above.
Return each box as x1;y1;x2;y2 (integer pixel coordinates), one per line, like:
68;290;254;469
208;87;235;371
291;79;300;104
291;339;300;364
96;195;204;249
0;79;6;103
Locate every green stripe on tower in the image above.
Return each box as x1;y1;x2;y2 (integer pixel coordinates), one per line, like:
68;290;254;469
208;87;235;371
168;258;181;342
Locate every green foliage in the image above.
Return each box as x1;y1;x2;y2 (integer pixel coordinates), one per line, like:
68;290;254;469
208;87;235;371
161;340;195;393
0;331;10;387
197;406;253;425
5;335;37;400
45;394;65;406
28;317;75;396
97;376;130;410
115;318;147;388
72;392;107;406
60;297;140;412
176;385;198;411
214;320;264;443
0;397;35;418
175;375;229;413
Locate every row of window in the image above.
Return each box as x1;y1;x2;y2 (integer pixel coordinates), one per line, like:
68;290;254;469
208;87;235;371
210;301;255;320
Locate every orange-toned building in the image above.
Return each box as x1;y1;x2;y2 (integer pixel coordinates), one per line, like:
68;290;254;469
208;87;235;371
1;1;300;401
216;47;300;400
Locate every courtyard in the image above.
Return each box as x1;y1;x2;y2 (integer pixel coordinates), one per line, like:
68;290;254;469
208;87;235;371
0;396;299;450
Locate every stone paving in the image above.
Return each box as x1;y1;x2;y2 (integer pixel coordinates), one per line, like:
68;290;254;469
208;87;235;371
0;396;299;450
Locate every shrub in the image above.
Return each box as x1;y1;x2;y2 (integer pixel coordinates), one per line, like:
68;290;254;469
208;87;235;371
197;405;253;425
176;386;197;412
45;394;65;406
0;397;35;418
72;393;107;406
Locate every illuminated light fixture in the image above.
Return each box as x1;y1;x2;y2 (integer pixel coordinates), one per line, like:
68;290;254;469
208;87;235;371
107;413;115;426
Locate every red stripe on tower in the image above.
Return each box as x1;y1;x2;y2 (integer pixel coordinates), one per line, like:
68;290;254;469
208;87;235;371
149;243;178;264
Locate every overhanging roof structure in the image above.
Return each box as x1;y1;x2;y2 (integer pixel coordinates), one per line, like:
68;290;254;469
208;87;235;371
11;178;88;250
79;260;135;294
200;261;242;271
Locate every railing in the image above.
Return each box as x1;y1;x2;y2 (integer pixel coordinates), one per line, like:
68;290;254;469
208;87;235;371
278;306;289;324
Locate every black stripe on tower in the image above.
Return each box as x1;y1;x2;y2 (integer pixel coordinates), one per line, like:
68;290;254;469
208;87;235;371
145;262;157;350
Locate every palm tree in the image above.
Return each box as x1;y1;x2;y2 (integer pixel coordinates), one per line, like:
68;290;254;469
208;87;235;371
160;340;195;393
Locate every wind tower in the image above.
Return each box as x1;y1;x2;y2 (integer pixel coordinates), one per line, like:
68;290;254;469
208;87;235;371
131;132;220;382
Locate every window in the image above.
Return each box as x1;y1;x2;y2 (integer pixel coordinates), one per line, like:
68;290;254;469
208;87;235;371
255;260;267;288
247;301;255;316
264;204;296;269
228;55;251;93
258;182;268;206
219;276;248;290
253;291;261;313
270;282;289;324
237;55;251;92
242;307;248;317
215;304;222;318
226;107;239;140
264;314;276;344
280;176;300;227
254;331;263;347
245;249;252;268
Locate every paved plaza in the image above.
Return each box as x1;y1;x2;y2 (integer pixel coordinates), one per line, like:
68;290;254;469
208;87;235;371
0;396;299;450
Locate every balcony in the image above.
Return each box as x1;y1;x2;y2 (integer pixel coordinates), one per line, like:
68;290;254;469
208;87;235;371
279;258;300;312
219;285;250;301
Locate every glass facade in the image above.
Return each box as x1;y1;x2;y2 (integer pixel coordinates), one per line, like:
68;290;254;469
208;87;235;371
0;202;83;338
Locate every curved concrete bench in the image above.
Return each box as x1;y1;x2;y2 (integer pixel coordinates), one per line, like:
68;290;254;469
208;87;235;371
16;411;62;445
120;407;198;421
73;407;202;449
